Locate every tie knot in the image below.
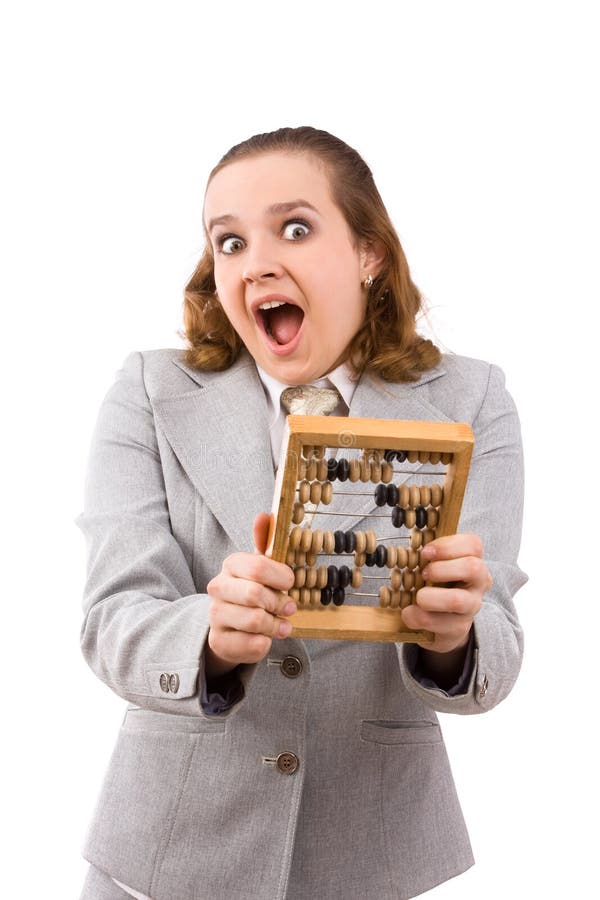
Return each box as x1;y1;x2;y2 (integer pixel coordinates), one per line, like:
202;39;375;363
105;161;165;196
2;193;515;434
280;384;341;416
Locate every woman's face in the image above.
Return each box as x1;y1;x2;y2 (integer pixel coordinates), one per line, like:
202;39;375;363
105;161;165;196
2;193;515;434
203;151;380;385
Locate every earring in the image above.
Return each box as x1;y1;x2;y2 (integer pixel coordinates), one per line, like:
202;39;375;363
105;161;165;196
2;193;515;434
363;274;374;289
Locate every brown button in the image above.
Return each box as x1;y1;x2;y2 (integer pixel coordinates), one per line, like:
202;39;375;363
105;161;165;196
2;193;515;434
280;656;303;678
169;673;180;693
276;752;299;775
159;673;170;693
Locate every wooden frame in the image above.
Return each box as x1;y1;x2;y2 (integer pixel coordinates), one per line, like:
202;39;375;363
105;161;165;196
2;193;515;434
266;416;474;643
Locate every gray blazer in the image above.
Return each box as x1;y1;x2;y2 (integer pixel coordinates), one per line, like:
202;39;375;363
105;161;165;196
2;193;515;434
77;349;527;900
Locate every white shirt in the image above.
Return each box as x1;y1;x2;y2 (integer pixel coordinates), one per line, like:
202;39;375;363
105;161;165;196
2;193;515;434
113;361;358;900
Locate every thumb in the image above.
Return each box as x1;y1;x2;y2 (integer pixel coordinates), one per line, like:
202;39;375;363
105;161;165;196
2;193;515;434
253;512;272;555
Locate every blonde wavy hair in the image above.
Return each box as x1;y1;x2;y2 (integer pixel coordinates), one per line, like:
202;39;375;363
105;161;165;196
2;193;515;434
181;126;440;381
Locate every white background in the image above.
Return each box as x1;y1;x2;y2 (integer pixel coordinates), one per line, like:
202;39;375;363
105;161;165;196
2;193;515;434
2;2;598;897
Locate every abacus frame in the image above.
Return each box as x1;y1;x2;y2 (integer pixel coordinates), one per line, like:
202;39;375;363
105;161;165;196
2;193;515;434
266;415;474;642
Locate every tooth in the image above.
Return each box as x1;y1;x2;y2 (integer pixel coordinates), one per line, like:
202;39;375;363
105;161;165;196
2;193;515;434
259;300;286;310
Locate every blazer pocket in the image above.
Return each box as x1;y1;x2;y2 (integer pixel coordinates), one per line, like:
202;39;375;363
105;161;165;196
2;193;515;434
360;719;442;745
123;707;227;735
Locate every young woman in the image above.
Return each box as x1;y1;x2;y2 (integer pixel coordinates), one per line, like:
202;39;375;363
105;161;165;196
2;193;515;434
78;126;526;899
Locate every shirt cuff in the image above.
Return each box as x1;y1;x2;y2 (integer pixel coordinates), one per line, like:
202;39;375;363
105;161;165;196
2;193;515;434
200;661;245;715
407;629;476;697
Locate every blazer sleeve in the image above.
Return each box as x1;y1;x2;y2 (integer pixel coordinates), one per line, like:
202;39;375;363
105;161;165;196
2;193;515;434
75;351;252;717
398;363;528;714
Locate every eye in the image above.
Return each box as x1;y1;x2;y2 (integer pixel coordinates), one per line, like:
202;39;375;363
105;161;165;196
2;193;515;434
282;220;310;241
218;235;245;255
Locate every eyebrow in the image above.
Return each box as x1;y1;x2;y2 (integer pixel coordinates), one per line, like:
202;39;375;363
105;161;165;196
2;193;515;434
206;199;319;233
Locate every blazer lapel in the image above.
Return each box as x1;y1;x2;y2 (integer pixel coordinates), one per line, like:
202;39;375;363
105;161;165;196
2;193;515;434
314;367;451;537
152;353;275;553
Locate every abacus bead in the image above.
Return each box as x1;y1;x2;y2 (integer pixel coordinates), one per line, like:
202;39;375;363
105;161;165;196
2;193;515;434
390;590;401;609
401;591;412;609
398;484;410;507
409;485;420;508
405;509;416;528
306;552;317;566
441;452;453;464
349;459;360;482
320;588;332;606
407;549;419;570
311;588;321;606
391;506;405;528
365;530;377;553
354;551;367;567
305;566;317;588
404;571;415;591
386;545;397;567
396;547;408;568
420;485;431;507
407;450;419;463
301;528;313;552
306;459;318;481
352;567;363;588
337;458;350;482
316;457;328;481
321;482;333;504
375;544;387;567
338;565;351;588
327;565;339;588
396;450;407;462
299;481;311;503
289;526;303;550
381;461;393;483
333;587;345;606
411;529;423;549
383;449;396;462
415;506;427;529
286;549;296;566
317;565;328;588
303;445;314;459
327;458;338;480
429;451;441;465
294;567;306;588
359;459;371;482
313;445;326;460
289;589;300;602
427;508;439;528
374;484;388;507
379;586;391;608
323;531;335;554
370;461;382;483
423;528;436;545
292;502;305;524
414;570;424;591
390;569;402;589
431;484;443;507
344;531;356;553
294;551;307;567
334;530;346;554
386;484;399;506
310;481;322;504
365;552;376;567
311;529;324;553
418;450;430;463
300;588;312;605
354;531;367;554
297;460;307;480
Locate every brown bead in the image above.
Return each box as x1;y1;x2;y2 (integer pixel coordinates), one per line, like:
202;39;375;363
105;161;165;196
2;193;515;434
289;526;303;550
381;461;393;483
405;509;416;528
430;484;443;507
427;508;439;529
316;457;328;481
301;528;313;552
298;480;311;503
351;567;363;588
310;481;322;504
294;567;306;588
321;482;333;505
305;566;317;588
386;545;397;568
379;586;391;608
311;529;324;554
410;529;423;550
316;565;328;588
292;502;305;525
398;484;410;508
370;461;382;483
390;568;402;589
349;458;360;482
420;485;431;507
365;530;377;553
323;531;335;554
396;547;408;568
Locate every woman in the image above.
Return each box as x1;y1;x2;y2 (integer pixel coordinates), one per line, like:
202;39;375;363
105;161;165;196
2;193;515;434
78;126;526;899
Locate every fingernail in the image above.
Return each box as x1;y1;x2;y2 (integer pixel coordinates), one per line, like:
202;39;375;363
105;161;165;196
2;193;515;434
278;621;293;638
282;601;297;616
421;567;429;579
421;546;435;560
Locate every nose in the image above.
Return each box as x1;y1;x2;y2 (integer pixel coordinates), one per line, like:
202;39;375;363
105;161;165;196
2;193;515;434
242;243;285;285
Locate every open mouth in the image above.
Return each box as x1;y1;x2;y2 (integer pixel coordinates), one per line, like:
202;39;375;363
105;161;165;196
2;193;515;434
256;299;305;347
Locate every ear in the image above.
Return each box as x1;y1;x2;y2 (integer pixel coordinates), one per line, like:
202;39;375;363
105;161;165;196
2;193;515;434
359;239;387;280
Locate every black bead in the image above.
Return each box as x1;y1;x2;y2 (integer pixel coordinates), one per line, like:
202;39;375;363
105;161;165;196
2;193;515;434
365;551;376;567
386;484;399;506
334;530;346;554
396;450;407;462
338;565;351;588
384;449;396;462
374;484;387;507
416;505;427;529
375;545;387;567
327;458;338;480
320;587;332;606
392;506;405;528
327;565;339;589
333;587;345;606
344;530;356;553
337;458;350;482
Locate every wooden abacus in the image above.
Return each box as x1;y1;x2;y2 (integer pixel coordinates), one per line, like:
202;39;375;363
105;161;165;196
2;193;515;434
266;416;474;643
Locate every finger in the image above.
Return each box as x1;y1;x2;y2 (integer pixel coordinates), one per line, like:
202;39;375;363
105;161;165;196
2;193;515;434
208;573;297;617
415;585;483;616
210;599;292;638
253;512;272;555
208;629;274;666
420;533;484;562
221;552;295;592
402;604;471;638
421;557;491;590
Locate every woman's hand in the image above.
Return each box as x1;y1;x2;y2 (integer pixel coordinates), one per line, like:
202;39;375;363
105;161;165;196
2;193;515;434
205;513;297;678
400;533;492;685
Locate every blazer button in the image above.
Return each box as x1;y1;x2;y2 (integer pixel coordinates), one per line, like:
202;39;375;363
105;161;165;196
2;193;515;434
159;673;170;693
276;752;299;775
479;674;489;698
169;673;180;693
280;656;303;678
